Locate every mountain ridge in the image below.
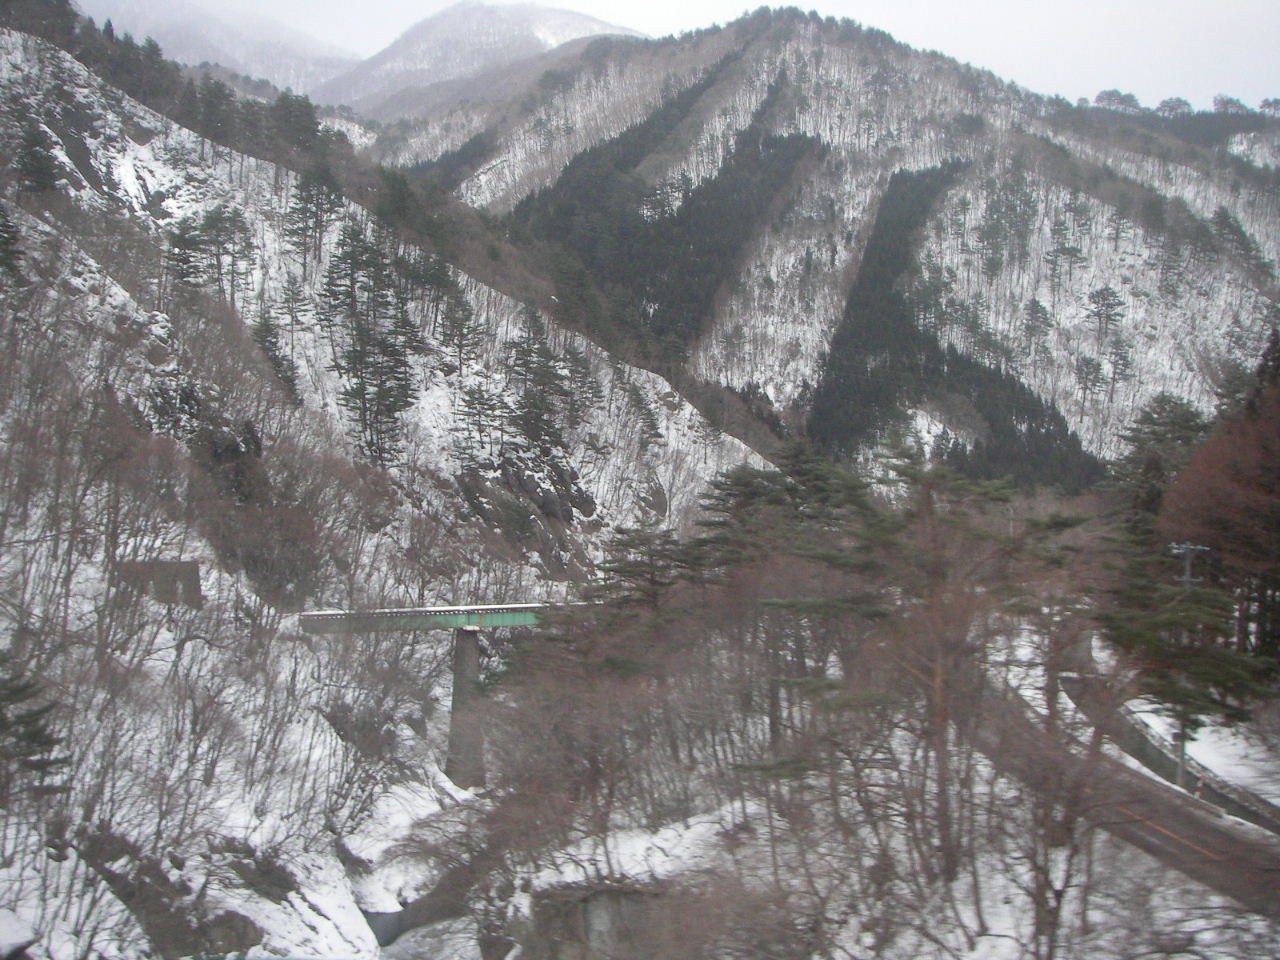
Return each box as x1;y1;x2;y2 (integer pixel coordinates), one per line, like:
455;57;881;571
390;7;1276;472
75;0;360;91
311;1;645;115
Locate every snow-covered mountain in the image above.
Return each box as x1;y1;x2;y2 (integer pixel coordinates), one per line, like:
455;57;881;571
311;1;644;116
75;0;359;91
371;8;1279;474
4;5;1280;958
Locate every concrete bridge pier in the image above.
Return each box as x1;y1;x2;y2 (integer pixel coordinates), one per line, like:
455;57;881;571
298;605;554;789
445;626;486;789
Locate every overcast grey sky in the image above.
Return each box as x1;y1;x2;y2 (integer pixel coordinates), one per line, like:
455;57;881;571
211;0;1278;109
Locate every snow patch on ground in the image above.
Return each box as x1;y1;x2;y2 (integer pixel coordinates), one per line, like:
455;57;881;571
1135;707;1280;804
323;117;378;151
382;917;480;960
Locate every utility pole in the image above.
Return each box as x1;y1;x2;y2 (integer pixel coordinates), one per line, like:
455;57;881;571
1169;542;1209;586
1168;542;1210;789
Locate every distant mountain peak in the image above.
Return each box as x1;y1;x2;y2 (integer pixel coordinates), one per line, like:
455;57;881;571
311;1;644;112
76;0;359;90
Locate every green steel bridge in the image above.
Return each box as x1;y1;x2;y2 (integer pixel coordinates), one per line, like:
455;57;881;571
298;602;571;789
298;602;552;634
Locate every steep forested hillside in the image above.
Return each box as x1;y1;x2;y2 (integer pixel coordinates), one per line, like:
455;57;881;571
0;18;753;956
376;8;1278;472
1;2;1279;959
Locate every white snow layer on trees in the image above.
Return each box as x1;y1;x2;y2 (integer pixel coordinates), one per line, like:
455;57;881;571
382;18;1275;455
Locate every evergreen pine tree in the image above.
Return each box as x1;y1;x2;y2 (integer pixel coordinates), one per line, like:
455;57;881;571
0;654;66;806
285;163;343;278
438;293;485;374
199;204;253;311
1107;335;1134;400
319;220;366;329
563;343;604;429
370;328;416;456
252;312;301;403
1247;325;1280;411
279;271;308;336
1110;393;1209;515
197;76;236;142
1160;373;1280;662
1074;355;1104;403
0;207;21;279
164;215;208;308
1101;538;1261;734
504;311;569;448
623;380;662;450
1021;298;1053;356
270;91;320;150
1211;207;1274;279
1064;188;1092;236
1107;208;1131;249
453;379;510;464
0;0;77;47
1102;395;1269;736
174;78;201;130
692;416;723;459
15;122;60;193
321;222;415;464
1086;285;1124;347
511;389;564;452
389;298;427;359
588;519;691;608
336;313;381;458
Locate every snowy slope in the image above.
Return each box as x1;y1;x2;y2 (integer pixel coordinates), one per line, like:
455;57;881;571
0;28;751;533
912;158;1273;457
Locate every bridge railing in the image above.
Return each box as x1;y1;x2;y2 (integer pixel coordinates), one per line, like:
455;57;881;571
298;603;554;634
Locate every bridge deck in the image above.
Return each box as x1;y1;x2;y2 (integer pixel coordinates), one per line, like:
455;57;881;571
298;603;553;634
